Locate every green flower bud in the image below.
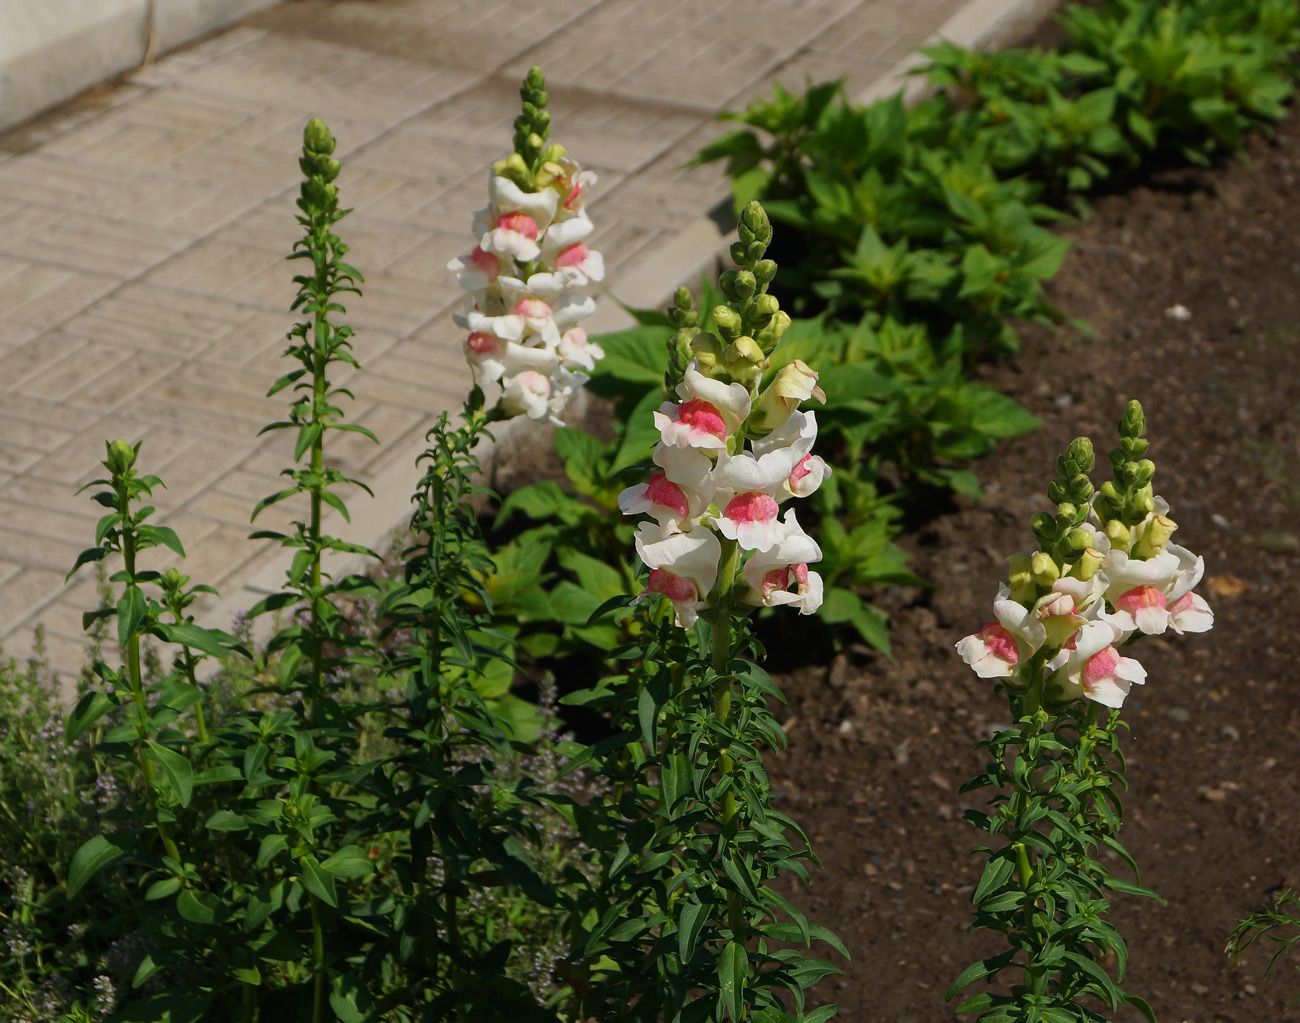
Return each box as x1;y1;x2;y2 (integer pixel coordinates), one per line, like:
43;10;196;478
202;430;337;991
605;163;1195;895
666;330;694;388
674;286;694;312
524;132;545;156
748;293;780;325
1124;485;1154;522
755;310;791;354
1055;527;1091;563
724;337;765;387
105;438;137;475
712;305;743;338
1065;436;1094;474
1104;519;1131;552
690;331;726;373
1007;552;1035;604
754;259;778;285
1133;458;1155;484
1047;479;1068;505
1133;514;1177;560
738;200;773;248
303;118;335;156
1055;502;1078;524
729;242;747;265
1068;548;1105;581
1067;474;1093;505
718;269;738;298
1031;552;1060;588
1119;399;1145;439
745;240;767;264
1030;511;1057;545
493;153;532;188
732;271;756;300
524;66;546;92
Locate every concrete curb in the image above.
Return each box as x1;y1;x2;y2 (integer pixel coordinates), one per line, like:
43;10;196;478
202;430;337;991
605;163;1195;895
197;0;1063;642
0;0;279;132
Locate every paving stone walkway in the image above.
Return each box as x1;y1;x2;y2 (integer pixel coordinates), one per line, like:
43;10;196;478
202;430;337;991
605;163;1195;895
0;0;972;674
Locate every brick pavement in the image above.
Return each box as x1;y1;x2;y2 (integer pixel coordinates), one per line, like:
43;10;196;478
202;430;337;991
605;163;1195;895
0;0;973;677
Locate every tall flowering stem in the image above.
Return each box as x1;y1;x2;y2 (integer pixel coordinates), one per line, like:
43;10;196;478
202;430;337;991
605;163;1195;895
950;401;1213;1021
449;66;605;426
559;203;844;1022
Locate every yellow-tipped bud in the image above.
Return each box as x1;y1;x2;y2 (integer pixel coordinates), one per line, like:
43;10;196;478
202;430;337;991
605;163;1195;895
1007;552;1035;604
1104;519;1131;552
1068;548;1105;581
1031;552;1060;589
1133;514;1177;560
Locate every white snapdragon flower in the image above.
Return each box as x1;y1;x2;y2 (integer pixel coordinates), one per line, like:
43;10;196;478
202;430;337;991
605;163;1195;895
956;597;1049;680
1100;544;1213;636
634;523;722;628
741;512;824;614
1047;620;1147;709
654;361;752;452
618;445;715;538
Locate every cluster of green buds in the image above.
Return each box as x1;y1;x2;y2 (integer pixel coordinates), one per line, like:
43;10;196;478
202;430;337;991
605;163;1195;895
665;204;793;396
493;67;566;191
299;118;341;211
1091;400;1164;556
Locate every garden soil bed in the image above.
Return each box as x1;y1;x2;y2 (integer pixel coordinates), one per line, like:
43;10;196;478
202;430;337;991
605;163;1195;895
767;109;1300;1020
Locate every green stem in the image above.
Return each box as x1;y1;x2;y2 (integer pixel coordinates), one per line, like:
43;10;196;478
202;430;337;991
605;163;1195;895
120;495;182;865
708;539;745;947
242;980;257;1022
309;892;326;1023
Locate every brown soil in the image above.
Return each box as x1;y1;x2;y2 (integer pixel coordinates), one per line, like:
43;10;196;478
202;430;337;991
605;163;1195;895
769;110;1300;1020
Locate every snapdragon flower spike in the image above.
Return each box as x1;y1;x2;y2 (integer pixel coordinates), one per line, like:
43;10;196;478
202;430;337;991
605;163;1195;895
447;75;604;424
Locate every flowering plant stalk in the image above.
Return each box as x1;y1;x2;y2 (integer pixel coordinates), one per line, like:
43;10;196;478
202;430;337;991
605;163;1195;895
950;400;1213;1022
556;203;845;1022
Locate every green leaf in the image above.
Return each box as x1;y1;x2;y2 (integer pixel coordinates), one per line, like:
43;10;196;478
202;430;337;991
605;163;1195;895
66;545;110;582
321;845;377;879
205;810;249;832
176;888;219;925
145;741;194;807
678;897;709;962
153;622;227;658
330;971;378;1023
67;834;125;898
300;853;338;907
818;587;890;654
117;585;147;646
946;950;1016;1001
719;940;747;1021
66;690;118;743
142;524;186;557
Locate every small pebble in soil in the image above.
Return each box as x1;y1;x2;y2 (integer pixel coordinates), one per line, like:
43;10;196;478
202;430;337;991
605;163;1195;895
1166;303;1193;320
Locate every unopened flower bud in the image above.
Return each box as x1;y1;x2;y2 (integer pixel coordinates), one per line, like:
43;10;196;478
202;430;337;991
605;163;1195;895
493;153;532;188
674;286;694;312
724;337;765;386
729;242;747;265
732;271;756;299
1055;502;1078;524
1007;552;1035;603
105;438;137;475
745;240;767;264
748;293;779;325
1133;458;1155;484
738;200;773;249
1065;436;1094;474
749;360;824;434
666;330;694;387
303;118;335;156
1124;485;1154;522
756;310;791;354
712;305;742;338
754;259;778;285
1133;514;1177;560
1067;474;1093;505
1047;479;1068;505
1055;527;1091;563
1068;547;1105;581
1104;519;1131;551
1030;511;1056;546
1119;399;1145;439
1031;552;1060;588
690;331;726;373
